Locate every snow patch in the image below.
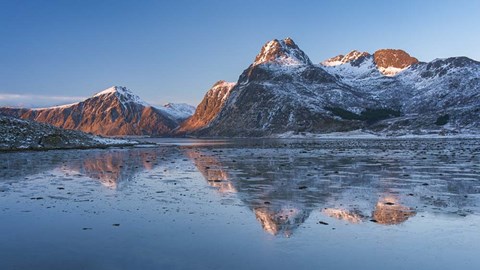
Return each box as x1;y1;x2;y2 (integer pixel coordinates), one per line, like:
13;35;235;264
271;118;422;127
378;66;407;76
92;136;134;145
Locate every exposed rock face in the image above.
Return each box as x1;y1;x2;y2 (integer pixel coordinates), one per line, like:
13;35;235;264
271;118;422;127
0;86;192;136
0;115;131;151
187;38;480;137
176;81;235;134
373;49;419;76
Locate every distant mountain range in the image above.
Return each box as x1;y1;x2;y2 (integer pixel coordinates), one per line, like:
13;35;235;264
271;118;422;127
1;38;479;137
0;86;195;136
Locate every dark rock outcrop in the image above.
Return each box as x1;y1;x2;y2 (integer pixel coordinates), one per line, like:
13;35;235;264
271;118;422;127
0;115;132;151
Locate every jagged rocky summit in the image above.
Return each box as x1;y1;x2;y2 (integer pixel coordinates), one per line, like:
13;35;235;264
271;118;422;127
179;38;480;137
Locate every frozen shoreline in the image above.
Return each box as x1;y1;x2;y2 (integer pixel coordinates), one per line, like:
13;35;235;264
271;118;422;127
0;115;139;152
272;130;480;139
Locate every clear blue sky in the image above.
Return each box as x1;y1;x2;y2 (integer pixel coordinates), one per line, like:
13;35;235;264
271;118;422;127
1;0;479;107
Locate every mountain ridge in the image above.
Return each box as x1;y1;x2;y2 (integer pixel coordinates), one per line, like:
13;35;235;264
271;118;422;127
0;86;195;136
2;38;479;138
179;38;480;137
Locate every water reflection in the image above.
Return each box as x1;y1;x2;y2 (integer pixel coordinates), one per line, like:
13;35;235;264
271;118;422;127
372;196;416;225
254;207;308;236
1;138;479;238
0;148;171;189
321;196;416;225
185;149;236;193
184;148;314;236
182;138;480;236
322;208;364;224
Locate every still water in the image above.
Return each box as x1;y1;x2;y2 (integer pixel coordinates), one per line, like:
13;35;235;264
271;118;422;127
1;138;479;269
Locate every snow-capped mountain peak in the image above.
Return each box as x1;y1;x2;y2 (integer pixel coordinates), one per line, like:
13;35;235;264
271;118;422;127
253;38;312;66
321;49;419;80
321;51;380;82
373;49;419;76
158;103;196;121
93;86;149;106
322;50;371;66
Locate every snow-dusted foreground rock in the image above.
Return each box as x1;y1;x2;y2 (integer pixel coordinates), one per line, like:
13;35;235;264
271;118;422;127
0;115;135;151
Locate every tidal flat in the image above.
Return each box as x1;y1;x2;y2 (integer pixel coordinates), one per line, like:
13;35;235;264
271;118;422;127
1;138;479;270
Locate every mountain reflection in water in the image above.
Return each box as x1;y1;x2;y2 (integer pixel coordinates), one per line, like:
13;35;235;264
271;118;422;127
1;138;479;238
0;148;172;189
183;147;421;236
180;138;479;236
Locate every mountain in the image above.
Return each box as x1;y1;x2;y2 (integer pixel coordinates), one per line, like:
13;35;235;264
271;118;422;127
158;103;196;122
322;49;419;77
322;50;371;67
0;115;132;151
0;86;195;136
322;52;480;133
373;49;419;76
185;38;376;136
252;37;312;66
176;81;235;134
183;38;480;137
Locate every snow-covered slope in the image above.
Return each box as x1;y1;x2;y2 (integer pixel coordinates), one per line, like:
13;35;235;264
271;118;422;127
322;53;384;83
158;103;195;122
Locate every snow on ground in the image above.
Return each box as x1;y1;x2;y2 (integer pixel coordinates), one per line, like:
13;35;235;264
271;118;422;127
272;130;381;139
377;66;407;76
92;136;134;145
272;130;480;139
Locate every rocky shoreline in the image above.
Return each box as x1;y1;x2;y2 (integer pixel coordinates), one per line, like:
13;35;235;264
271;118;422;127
0;115;137;152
